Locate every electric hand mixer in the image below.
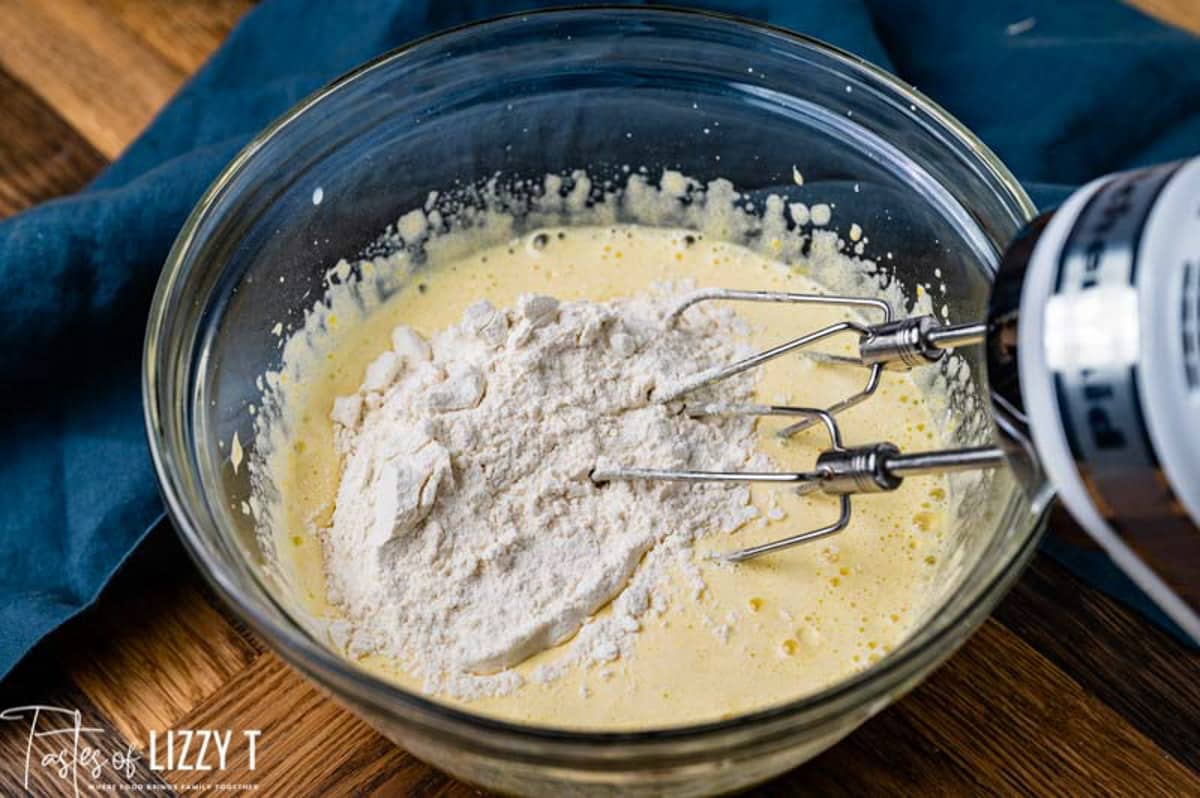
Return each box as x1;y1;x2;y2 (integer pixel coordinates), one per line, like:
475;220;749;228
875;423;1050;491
593;158;1200;642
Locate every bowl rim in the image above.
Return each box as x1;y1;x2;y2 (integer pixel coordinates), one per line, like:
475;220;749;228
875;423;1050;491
144;4;1042;751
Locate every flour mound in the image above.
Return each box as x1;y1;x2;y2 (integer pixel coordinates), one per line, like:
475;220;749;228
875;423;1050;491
325;285;764;698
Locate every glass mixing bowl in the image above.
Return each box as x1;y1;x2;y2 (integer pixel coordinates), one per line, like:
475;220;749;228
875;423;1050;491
144;8;1049;795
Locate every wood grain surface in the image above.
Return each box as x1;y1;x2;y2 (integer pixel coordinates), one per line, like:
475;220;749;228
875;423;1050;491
1;2;1198;796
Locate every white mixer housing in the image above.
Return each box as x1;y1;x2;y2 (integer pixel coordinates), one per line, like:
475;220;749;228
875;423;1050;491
1017;158;1200;639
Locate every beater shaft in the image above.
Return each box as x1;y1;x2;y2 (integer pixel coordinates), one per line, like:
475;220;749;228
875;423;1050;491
887;445;1006;476
858;317;988;367
923;321;988;351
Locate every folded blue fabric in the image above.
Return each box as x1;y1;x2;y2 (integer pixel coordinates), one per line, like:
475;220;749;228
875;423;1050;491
2;0;1198;679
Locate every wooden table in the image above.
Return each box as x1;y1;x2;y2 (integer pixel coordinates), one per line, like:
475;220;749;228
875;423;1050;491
1;2;1198;795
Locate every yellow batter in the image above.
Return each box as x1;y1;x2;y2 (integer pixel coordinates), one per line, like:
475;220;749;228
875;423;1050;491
274;225;949;729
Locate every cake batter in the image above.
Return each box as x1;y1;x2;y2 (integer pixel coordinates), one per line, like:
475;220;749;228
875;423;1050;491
266;223;954;729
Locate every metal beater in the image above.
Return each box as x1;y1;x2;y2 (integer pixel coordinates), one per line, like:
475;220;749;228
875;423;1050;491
591;287;1004;562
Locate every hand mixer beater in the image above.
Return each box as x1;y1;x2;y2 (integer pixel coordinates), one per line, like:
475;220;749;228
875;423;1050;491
593;158;1200;642
592;287;1005;559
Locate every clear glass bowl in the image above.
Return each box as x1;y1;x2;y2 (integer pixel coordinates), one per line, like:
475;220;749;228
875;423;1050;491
144;8;1048;795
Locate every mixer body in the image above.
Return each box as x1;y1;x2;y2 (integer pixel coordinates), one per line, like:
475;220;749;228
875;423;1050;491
988;158;1200;641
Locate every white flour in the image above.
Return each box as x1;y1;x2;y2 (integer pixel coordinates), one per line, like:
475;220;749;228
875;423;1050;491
325;284;766;698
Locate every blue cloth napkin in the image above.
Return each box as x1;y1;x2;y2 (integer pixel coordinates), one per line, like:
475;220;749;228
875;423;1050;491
2;0;1198;680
